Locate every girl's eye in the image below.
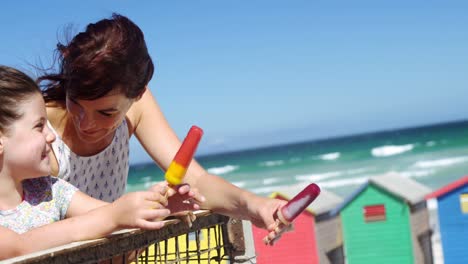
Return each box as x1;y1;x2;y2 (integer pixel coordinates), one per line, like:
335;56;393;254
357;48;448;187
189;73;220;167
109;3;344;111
35;123;44;130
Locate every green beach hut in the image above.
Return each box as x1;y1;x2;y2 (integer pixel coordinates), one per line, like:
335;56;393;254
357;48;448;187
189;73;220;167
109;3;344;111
331;173;433;264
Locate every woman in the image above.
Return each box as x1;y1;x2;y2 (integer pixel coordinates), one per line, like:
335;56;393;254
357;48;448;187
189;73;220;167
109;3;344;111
39;13;285;232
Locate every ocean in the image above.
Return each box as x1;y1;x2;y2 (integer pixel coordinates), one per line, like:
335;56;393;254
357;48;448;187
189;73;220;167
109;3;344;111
127;120;468;199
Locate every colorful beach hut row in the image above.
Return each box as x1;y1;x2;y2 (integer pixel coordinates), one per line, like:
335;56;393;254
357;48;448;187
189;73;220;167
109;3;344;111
251;173;436;264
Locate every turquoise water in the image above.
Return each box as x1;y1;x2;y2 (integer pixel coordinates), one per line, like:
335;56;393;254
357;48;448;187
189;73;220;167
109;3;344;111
127;120;468;198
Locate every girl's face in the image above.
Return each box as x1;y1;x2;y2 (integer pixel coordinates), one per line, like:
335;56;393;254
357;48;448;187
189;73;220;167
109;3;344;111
65;92;134;144
1;93;56;180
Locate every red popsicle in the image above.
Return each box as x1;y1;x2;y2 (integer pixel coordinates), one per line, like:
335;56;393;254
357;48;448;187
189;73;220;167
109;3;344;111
277;183;321;224
264;183;321;245
165;126;204;186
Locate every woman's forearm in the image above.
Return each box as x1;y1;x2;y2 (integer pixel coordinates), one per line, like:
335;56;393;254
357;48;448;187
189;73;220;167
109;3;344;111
187;170;257;219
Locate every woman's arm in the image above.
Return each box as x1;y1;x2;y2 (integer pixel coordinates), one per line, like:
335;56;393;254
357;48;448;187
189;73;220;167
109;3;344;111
129;88;286;228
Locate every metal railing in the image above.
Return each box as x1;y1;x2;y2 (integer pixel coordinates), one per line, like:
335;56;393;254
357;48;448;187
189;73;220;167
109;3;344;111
2;210;247;264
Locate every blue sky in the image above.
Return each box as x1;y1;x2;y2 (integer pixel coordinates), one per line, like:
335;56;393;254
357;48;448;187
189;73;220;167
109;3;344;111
1;1;468;164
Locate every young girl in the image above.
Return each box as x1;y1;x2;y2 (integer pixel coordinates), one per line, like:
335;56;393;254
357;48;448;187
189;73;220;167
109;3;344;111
0;65;200;260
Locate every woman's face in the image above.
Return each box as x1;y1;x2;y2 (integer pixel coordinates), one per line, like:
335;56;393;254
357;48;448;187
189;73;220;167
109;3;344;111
65;92;134;143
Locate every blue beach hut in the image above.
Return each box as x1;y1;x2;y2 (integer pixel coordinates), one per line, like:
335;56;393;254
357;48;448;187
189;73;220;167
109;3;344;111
426;176;468;264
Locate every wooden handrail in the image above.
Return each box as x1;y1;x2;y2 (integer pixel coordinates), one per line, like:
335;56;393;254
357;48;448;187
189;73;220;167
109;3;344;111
2;210;246;264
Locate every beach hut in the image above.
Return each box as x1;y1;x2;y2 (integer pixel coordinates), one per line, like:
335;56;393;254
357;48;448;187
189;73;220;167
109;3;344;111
426;176;468;264
251;183;343;264
331;173;433;264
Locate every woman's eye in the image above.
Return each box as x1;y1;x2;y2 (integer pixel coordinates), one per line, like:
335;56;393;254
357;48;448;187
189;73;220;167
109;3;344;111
99;111;113;117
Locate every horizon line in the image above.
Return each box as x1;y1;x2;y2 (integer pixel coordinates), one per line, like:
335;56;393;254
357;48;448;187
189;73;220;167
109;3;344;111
130;118;468;167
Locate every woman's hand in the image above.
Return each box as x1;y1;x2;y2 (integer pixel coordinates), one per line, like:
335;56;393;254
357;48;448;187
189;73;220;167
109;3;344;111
247;196;287;230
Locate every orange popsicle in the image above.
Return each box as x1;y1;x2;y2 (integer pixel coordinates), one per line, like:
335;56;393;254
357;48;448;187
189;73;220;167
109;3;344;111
165;126;204;186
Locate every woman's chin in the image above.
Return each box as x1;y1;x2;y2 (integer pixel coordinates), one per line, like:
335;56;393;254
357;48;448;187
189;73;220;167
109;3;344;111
77;130;106;144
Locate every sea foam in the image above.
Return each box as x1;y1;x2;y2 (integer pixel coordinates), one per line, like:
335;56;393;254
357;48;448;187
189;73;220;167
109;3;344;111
412;156;468;169
319;152;340;160
207;165;239;175
259;160;285;167
371;144;414;157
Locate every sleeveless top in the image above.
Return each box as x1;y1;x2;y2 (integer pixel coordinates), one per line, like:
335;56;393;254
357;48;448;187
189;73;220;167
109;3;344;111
48;120;130;202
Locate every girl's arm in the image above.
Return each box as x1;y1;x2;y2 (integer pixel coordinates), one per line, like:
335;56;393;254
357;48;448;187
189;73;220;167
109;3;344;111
65;182;199;218
0;191;169;260
128;88;286;229
65;191;108;216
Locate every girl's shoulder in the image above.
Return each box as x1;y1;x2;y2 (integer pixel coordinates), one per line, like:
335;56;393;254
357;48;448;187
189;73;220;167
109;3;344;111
23;176;77;203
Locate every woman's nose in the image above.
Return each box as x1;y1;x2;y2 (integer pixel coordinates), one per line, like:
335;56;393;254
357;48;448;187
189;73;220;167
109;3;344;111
78;111;97;131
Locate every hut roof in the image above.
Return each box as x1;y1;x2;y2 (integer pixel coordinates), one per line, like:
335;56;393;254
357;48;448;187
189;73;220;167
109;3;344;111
426;175;468;199
331;172;431;215
370;173;432;204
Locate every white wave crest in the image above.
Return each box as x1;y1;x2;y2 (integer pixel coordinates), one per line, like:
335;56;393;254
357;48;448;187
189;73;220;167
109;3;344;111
263;177;280;185
412;156;468;169
232;181;246;188
207;165;239;175
319;152;341;161
347;167;373;175
289;157;302;163
141;176;152;182
295;171;343;182
399;169;435;178
251;184;294;195
318;177;368;188
371;144;414;157
294;167;373;182
259;160;284;167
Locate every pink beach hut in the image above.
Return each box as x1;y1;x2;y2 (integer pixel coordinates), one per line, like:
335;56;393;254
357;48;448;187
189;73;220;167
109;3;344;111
251;183;343;264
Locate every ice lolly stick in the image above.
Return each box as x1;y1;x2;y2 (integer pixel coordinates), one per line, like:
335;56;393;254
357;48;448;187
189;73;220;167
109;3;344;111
264;183;321;245
165;125;204;186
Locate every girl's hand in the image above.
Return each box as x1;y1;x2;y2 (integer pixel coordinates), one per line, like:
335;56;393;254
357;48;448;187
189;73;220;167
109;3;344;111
148;182;205;213
111;191;170;230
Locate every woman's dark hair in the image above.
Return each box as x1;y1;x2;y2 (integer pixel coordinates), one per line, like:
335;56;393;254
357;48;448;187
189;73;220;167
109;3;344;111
0;65;41;133
38;13;154;103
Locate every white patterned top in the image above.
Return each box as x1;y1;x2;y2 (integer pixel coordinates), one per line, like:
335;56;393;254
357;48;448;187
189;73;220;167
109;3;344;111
0;176;78;234
48;120;130;202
